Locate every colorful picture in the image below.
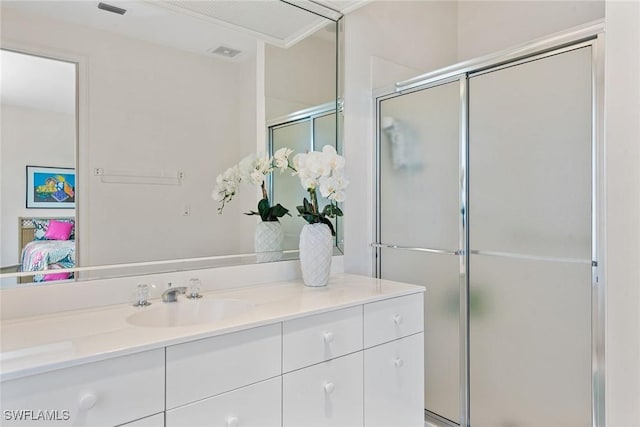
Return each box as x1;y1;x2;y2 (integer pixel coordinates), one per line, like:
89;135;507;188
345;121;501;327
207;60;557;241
26;166;76;209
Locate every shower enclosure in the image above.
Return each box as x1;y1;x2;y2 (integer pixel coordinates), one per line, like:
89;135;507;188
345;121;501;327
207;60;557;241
374;24;604;427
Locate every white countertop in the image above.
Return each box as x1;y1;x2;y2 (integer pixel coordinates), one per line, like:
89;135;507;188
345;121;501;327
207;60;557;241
0;274;423;382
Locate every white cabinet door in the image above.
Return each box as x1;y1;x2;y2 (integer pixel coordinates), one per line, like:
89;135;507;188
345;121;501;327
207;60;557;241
364;293;423;348
120;413;165;427
283;305;362;372
0;349;165;427
364;333;424;427
283;352;363;427
166;377;281;427
165;323;281;409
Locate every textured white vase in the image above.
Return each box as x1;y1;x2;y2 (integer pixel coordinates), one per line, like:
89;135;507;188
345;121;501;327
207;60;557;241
299;223;333;287
254;221;284;263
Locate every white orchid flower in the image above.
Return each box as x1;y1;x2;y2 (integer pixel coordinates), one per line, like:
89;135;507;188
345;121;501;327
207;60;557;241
273;147;293;172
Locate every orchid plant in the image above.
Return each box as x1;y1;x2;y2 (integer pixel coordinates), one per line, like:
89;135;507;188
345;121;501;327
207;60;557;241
289;145;348;236
212;148;293;221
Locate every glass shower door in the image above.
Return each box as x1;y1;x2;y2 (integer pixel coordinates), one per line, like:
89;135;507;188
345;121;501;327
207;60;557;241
378;80;462;423
468;46;593;426
270;110;338;252
271;120;311;251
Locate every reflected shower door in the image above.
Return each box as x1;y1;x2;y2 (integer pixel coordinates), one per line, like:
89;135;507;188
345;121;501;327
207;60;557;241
271;120;311;251
270;111;338;251
378;80;461;423
468;46;593;426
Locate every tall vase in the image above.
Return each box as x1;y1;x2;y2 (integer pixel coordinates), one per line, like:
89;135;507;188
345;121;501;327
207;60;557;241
299;223;333;287
254;221;284;263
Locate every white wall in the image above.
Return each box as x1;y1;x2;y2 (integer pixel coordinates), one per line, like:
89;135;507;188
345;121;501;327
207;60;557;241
604;1;640;425
265;34;336;120
1;6;257;267
0;104;75;266
457;0;605;61
343;0;459;275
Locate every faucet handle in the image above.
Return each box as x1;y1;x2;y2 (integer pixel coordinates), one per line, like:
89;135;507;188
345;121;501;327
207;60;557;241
186;278;203;299
133;284;151;307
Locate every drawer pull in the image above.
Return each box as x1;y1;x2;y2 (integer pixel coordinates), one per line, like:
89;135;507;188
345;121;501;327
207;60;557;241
393;314;403;325
78;392;97;411
226;416;239;427
323;331;335;343
323;381;335;394
393;358;405;368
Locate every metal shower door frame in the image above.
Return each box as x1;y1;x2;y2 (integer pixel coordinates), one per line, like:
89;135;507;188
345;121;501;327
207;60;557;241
373;21;605;427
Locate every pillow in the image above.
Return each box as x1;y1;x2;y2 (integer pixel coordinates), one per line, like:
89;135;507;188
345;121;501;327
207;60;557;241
43;271;71;281
32;218;75;240
44;220;74;240
32;219;49;240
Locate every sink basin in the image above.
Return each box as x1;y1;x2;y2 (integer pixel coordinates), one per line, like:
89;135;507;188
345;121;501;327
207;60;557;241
127;299;253;328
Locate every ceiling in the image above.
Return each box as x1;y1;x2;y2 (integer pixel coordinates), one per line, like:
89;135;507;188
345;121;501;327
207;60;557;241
1;50;76;115
1;1;370;60
0;0;370;114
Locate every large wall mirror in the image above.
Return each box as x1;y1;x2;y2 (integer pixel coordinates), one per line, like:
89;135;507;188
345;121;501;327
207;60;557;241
0;0;344;287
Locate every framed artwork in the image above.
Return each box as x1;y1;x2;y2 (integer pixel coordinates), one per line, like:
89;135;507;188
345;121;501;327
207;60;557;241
26;166;76;209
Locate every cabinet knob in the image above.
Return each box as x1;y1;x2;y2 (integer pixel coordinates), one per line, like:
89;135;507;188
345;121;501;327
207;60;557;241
78;392;97;411
323;382;335;394
323;331;334;343
226;416;239;427
394;358;405;368
393;314;403;325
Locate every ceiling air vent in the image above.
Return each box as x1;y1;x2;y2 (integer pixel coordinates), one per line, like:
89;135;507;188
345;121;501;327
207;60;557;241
207;46;241;58
98;2;127;15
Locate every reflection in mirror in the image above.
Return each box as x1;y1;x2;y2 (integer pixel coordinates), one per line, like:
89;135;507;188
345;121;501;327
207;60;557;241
265;21;340;251
0;1;341;287
268;105;339;251
0;50;77;287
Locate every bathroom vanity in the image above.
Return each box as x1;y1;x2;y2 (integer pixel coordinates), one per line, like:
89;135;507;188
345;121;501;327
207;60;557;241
0;274;424;427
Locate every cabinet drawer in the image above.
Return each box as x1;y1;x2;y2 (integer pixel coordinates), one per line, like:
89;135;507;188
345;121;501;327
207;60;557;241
364;333;424;427
166;377;281;427
166;323;281;409
0;349;164;427
283;305;362;372
283;352;363;427
364;293;423;348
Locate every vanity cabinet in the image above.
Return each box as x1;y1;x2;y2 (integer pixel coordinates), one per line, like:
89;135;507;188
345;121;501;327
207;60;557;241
165;377;281;427
283;352;364;427
0;285;424;427
0;349;165;427
363;294;425;427
165;323;281;409
281;306;364;426
364;332;424;427
282;305;363;372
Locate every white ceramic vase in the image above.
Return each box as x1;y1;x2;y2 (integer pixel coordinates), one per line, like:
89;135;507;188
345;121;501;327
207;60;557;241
254;221;284;263
299;223;333;287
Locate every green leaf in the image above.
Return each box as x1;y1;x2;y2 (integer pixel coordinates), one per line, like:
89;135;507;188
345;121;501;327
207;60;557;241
270;203;290;218
303;197;312;213
302;213;320;225
257;198;271;221
322;204;343;218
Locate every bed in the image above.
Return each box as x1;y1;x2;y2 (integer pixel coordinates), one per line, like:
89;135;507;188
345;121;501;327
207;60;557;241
18;217;75;283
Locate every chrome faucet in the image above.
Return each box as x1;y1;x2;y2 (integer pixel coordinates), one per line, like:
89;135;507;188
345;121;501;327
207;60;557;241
162;284;187;303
